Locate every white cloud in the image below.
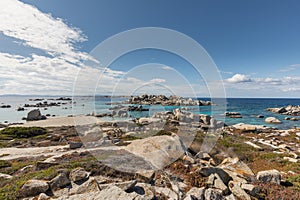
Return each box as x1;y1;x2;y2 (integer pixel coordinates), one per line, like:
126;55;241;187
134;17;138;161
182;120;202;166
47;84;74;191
0;0;122;95
226;74;252;83
0;0;96;64
279;64;300;72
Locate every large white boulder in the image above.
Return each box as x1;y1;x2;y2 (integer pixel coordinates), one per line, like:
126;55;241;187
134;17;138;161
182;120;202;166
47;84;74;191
265;117;282;124
125;135;186;169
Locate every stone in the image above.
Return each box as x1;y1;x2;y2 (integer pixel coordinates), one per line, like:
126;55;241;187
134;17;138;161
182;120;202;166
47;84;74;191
228;181;251;200
244;141;263;150
219;157;254;177
195;152;211;160
213;173;229;195
184;187;205;200
99;180;137;191
280;131;290;137
199;167;232;185
49;173;71;190
26;109;46;121
204;188;225;200
257;115;264;118
37;193;50;200
225;194;237;200
265;117;282;124
69;167;90;183
283;157;298;163
71;177;100;194
206;174;215;187
231;123;267;132
134;183;155;200
225;112;242;118
136;169;155;181
182;155;195;164
125;135;186;169
20;179;49;197
241;183;261;197
0;173;13;180
257;169;281;184
98;185;140;200
138;117;152;125
69;141;83;149
155;186;178;200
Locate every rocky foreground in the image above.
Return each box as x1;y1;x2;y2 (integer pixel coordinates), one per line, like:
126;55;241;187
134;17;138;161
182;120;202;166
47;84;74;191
0;108;300;199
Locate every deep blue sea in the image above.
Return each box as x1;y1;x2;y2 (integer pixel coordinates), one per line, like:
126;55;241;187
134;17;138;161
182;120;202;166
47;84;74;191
0;96;299;129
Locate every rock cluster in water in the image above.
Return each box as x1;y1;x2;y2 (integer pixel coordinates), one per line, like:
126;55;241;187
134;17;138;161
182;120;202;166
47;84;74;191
267;105;300;116
126;94;211;106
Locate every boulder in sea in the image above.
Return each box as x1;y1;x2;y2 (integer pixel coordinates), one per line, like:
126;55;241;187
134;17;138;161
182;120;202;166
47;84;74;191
257;115;264;118
17;107;25;111
26;109;47;121
0;105;11;108
265;117;282;124
225;112;242;118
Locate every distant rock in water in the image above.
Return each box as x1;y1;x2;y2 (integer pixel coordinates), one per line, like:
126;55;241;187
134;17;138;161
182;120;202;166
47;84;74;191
126;94;211;106
0;104;11;108
265;117;282;124
225;112;242;118
26;109;47;121
267;105;300;116
17;107;25;111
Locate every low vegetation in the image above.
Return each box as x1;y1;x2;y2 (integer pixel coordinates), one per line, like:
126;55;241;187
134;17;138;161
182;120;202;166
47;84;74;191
0;127;46;139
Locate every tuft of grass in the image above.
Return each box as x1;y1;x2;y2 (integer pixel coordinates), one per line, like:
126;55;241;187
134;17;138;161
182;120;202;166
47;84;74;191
154;130;172;136
0;160;11;168
287;174;300;188
0;127;46;139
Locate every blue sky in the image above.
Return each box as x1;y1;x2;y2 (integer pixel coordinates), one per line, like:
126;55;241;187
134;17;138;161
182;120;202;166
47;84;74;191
0;0;300;97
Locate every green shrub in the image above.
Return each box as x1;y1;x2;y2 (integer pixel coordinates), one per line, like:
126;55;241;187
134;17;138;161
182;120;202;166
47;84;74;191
0;127;46;138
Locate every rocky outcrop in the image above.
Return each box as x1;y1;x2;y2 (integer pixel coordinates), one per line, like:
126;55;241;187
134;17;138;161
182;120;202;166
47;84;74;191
256;169;281;184
267;105;300;116
19;179;49;197
49;173;71;190
127;94;211;106
0;104;11;108
265;117;282;124
125;135;186;169
26;109;47;121
225;112;242;118
69;167;90;183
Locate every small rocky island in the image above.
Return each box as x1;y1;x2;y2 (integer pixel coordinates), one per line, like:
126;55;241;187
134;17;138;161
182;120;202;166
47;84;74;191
126;94;211;106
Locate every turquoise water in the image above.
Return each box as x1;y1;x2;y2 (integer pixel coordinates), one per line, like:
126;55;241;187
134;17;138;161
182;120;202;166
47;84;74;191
0;96;299;129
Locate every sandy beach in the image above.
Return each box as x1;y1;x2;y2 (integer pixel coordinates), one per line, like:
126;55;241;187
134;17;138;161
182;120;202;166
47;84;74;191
12;115;102;128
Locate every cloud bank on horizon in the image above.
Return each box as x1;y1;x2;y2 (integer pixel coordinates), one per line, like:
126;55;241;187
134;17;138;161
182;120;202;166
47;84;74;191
0;0;299;97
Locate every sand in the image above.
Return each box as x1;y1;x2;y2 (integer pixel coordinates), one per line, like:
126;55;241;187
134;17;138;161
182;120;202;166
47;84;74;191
12;115;102;128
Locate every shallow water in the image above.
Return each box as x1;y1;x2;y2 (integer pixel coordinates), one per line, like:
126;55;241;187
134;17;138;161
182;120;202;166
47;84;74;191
0;95;299;129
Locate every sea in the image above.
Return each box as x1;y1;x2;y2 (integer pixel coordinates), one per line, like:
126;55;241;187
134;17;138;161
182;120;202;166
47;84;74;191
0;95;300;129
